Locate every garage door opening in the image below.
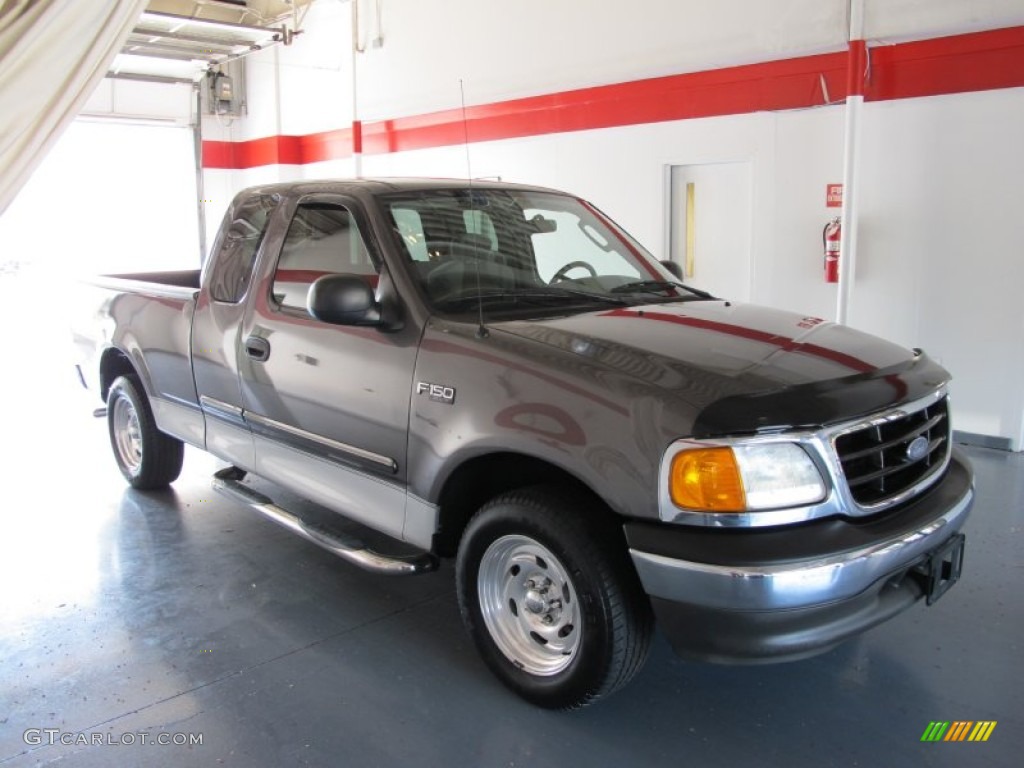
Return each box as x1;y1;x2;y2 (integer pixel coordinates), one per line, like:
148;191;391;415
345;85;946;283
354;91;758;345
0;119;201;425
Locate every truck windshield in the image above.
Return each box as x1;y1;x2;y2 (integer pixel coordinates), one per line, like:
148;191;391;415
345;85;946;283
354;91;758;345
380;188;708;314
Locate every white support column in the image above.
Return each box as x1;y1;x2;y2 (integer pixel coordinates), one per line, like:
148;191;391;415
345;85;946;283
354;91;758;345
351;0;363;178
836;0;866;325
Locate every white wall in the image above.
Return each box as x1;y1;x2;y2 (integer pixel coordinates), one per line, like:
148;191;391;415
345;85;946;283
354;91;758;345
355;0;849;119
199;0;1024;448
864;0;1024;40
226;0;1024;139
762;108;846;322
852;89;1024;443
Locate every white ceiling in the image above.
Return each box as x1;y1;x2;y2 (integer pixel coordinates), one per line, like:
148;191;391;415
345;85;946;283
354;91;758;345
110;0;315;84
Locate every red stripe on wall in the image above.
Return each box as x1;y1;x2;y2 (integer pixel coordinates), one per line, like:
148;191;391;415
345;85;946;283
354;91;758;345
301;126;354;163
203;135;303;169
361;50;849;155
864;26;1024;101
202;25;1024;170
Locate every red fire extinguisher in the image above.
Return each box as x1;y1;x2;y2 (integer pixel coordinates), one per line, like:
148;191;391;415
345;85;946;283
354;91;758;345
823;217;841;283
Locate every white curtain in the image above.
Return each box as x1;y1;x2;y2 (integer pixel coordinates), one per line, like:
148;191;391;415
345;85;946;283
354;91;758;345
0;0;149;215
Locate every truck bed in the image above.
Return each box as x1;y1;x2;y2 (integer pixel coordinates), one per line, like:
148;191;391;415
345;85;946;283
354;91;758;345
74;269;201;423
88;269;201;296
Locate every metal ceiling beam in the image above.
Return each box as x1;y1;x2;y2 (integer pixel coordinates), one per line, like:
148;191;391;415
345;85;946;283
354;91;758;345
127;31;240;52
123;40;230;58
118;49;215;62
105;72;197;85
140;10;277;38
114;5;289;84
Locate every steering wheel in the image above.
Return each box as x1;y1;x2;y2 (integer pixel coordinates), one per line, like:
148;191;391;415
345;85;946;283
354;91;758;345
550;260;598;283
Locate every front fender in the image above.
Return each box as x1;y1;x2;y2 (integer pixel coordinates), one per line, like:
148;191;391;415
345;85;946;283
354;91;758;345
407;321;696;520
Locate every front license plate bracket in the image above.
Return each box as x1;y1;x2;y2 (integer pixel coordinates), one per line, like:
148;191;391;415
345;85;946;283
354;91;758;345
921;533;966;606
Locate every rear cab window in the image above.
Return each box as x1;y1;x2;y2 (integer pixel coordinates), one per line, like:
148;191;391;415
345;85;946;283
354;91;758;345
206;194;277;303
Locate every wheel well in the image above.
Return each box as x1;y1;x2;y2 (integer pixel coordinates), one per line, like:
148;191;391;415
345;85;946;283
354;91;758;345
433;452;617;557
99;348;138;401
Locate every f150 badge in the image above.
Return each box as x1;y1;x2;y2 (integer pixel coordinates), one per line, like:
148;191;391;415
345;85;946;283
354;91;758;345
416;381;456;404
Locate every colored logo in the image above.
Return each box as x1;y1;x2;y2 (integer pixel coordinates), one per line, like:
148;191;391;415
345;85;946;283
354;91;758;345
921;721;997;742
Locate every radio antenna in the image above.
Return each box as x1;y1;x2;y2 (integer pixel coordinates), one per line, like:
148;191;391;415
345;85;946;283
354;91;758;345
460;78;488;338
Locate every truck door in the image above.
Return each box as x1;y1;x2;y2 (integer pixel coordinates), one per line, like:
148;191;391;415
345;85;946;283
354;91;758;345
192;192;278;471
237;195;420;541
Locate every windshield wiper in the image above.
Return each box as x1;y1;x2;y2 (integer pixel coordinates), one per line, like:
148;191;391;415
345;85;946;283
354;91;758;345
546;286;629;305
610;280;715;299
436;288;627;309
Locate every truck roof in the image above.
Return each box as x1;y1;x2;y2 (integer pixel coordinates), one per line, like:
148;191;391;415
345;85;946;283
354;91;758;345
236;177;565;199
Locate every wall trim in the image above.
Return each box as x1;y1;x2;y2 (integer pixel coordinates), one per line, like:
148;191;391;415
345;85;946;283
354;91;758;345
954;431;1014;452
202;25;1024;170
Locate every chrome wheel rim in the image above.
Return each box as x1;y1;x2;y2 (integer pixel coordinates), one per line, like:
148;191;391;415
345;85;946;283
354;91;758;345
477;534;581;676
112;396;143;473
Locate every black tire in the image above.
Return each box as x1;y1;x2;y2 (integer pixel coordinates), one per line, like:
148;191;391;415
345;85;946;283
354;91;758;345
106;375;184;490
456;486;652;709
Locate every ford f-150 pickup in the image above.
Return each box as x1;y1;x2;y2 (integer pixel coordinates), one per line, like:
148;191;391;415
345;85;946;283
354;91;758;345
75;179;973;709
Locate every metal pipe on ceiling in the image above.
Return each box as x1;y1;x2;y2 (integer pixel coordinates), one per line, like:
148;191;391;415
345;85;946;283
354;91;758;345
140;10;273;36
130;27;243;47
106;71;197;85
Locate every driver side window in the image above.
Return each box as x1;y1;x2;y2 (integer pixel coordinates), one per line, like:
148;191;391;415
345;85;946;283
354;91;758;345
272;202;377;310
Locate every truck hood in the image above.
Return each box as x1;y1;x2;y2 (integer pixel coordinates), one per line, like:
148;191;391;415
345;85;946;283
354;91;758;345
494;301;950;436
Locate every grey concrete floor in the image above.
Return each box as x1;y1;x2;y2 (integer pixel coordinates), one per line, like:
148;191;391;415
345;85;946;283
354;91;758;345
0;294;1021;766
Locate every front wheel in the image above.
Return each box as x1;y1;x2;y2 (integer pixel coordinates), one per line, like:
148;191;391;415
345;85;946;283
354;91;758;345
456;486;652;709
107;375;184;490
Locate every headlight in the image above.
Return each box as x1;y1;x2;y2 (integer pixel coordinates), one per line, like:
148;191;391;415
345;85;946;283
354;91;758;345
668;442;826;513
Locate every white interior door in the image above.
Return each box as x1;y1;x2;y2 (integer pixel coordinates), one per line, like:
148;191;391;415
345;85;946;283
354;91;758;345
669;161;753;301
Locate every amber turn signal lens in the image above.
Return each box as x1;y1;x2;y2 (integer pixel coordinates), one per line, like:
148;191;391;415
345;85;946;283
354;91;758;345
669;447;747;512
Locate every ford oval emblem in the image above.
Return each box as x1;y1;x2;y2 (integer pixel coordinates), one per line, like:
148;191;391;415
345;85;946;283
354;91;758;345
906;435;929;461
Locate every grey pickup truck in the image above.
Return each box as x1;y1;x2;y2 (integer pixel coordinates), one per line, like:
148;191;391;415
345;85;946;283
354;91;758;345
75;179;973;709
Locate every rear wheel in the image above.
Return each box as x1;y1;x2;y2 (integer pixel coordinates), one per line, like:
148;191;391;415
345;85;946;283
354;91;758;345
456;486;652;709
107;375;184;489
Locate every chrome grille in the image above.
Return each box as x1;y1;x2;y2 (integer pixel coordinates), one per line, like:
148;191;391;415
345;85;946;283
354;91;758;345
835;396;950;507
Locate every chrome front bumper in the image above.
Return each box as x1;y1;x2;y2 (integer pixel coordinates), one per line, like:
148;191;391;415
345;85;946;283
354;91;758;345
628;450;974;662
631;485;972;612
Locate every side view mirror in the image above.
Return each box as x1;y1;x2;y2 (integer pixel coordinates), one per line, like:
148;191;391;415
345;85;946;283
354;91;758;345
660;260;684;280
307;274;382;326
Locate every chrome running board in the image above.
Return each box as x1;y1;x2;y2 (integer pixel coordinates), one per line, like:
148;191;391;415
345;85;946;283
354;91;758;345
212;468;438;575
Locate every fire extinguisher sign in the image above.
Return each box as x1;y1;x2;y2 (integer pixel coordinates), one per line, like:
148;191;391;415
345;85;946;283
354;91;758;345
826;184;844;208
